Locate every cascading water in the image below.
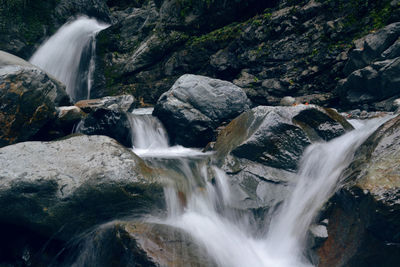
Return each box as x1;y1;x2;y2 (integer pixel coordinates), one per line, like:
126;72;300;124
127;110;389;267
29;16;109;102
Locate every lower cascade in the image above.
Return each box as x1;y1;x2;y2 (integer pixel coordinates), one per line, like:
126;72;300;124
29;16;109;102
126;109;389;267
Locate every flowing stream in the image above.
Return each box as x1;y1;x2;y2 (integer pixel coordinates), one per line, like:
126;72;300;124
30;16;109;102
129;110;388;267
18;11;392;267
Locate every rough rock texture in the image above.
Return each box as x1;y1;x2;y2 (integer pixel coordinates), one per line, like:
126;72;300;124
0;51;70;147
91;0;279;102
153;74;251;147
337;23;400;110
214;105;353;171
0;0;111;59
318;115;400;267
92;0;400;107
64;221;216;267
0;135;164;241
76;108;133;147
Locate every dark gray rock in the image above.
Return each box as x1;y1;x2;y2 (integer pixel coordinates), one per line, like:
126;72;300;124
76;108;133;147
344;22;400;75
153;74;251;147
0;135;164;241
0;51;70;147
214;105;353;172
337;57;400;109
318;115;400;267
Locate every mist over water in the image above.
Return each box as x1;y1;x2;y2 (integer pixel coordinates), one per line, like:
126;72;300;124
30;16;109;102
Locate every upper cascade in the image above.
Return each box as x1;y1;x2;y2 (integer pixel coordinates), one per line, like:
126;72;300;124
30;16;109;102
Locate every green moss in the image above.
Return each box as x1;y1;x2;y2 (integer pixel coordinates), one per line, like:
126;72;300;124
188;21;243;47
0;0;59;54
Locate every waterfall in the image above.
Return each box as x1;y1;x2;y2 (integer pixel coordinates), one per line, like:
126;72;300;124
29;16;109;102
128;110;389;267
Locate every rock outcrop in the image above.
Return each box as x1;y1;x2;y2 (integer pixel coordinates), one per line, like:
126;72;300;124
337;23;400;110
91;0;400;108
0;51;69;147
153;74;251;147
318;115;400;267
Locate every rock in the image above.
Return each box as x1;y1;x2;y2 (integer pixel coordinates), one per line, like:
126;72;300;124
153;74;251;147
66;221;216;267
0;135;164;241
339;23;400;110
75;94;137;113
0;51;70;147
344;23;400;75
214;105;353;172
280;96;296;106
337;57;400;109
221;155;295;216
318;115;400;267
0;51;70;106
76;108;133;147
57;106;85;122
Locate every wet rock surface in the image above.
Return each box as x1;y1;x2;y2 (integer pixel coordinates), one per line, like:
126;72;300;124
318;115;400;267
0;51;69;147
76;108;133;147
154;74;251;147
0;135;164;241
64;221;216;267
214;105;352;172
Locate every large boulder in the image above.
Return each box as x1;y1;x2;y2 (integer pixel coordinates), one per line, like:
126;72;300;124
153;74;251;147
0;135;164;241
65;221;216;267
0;51;70;147
214;105;353;171
318;115;400;267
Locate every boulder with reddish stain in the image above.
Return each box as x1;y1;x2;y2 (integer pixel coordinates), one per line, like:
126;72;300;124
318;115;400;267
0;50;69;147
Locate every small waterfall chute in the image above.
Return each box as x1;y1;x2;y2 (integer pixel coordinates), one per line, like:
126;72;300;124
30;16;109;102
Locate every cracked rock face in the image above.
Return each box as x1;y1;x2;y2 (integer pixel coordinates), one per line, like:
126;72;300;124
0;135;164;241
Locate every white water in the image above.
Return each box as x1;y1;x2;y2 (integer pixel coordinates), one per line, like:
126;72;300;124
30;16;109;102
129;108;208;158
129;111;389;267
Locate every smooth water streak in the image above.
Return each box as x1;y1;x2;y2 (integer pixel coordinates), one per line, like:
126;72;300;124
128;110;390;267
30;16;109;102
